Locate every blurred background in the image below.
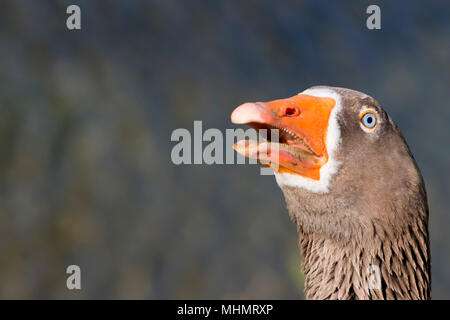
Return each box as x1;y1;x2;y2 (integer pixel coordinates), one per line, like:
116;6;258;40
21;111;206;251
0;0;448;299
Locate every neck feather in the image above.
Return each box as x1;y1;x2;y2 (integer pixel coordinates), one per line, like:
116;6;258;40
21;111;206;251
298;216;431;300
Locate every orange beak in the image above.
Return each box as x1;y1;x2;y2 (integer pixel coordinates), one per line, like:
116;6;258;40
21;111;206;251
230;94;336;180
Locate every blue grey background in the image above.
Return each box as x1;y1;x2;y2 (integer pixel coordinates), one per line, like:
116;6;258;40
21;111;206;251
0;0;448;298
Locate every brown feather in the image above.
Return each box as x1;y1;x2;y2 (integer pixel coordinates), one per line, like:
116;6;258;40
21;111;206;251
280;87;431;300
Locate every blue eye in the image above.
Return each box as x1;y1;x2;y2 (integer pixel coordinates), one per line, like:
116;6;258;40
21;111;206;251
360;111;377;129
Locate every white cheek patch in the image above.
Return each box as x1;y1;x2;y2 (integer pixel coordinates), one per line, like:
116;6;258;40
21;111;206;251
275;87;342;194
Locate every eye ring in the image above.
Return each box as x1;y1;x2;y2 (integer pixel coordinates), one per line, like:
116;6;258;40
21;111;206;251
360;110;377;129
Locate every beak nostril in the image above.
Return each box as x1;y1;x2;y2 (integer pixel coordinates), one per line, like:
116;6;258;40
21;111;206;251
284;107;299;117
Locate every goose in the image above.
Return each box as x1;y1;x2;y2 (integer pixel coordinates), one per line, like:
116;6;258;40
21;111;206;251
231;86;431;300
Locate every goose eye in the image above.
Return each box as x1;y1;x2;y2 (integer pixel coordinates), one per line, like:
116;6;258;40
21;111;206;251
360;111;377;129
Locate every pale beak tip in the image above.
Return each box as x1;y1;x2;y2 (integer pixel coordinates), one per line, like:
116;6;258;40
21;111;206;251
231;102;265;124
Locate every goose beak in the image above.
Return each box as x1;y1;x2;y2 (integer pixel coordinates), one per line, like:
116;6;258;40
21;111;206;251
231;94;336;180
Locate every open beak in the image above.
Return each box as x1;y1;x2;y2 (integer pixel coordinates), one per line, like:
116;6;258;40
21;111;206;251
230;94;336;180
